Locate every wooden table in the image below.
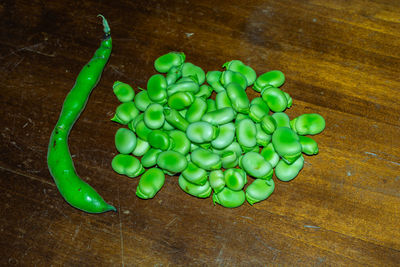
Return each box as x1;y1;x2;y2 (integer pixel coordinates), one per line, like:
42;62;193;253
1;0;399;265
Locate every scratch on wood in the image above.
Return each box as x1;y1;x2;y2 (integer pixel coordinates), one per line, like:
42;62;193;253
165;217;178;228
304;225;321;229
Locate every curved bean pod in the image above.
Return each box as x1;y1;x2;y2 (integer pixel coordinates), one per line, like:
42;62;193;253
136;168;165;199
213;187;245;208
245;179;275;205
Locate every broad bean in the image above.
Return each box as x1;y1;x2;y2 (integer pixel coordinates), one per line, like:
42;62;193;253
141;148;162;168
186;121;219;143
202;107;236;125
181;62;206;85
148;130;172;150
223;60;256;86
255;123;271;147
272;127;301;164
168;130;191;155
132;138;150;156
275;156;304;181
182;161;208;185
147;74;168;104
299;136;319;155
260;143;280;168
216;91;233;109
224;168;247;191
291;113;325;135
209;170;225;193
136;168;165;199
221;70;247;90
245;179;275;205
191;148;221;171
164;108;189;131
240;152;273;179
115;128;137;154
211;122;236;149
157;150;187;175
186;97;207;123
254;70;285;92
272;112;291;128
236;118;257;148
261;87;288;112
134;90;153;112
144;103;165;129
167;91;194;110
111;154;145;178
206;70;225;93
113;81;135;102
226;83;250;114
179;175;212;198
213;187;245;208
111;101;139;125
154;52;185;73
221;150;239;169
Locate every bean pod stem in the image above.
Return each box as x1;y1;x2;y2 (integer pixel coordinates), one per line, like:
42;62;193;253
47;15;116;213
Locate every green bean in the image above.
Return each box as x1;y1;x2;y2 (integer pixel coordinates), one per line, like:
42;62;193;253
260;115;277;134
291;113;326;135
164;108;189;131
271;112;290;128
182;62;206;84
206;70;225;93
111;101;139;125
186;121;219;143
157;150;187;174
113;81;135;102
240;152;273;179
249;97;270;122
255;123;271;147
128;113;143;132
275;156;304;182
147;74;168;104
213;187;245;208
154;51;185;73
134;90;153;112
223;60;257;86
115;128;137;154
141;148;162;168
132;138;150;156
245;179;275;205
220;70;247;90
166;66;182;85
283;91;293;108
260;143;280;168
261;87;288;112
221;150;239;169
209;170;225;193
148;130;171;150
179;175;212;198
202;107;236;125
226;83;250;114
194;84;213;99
299;136;319;155
168;130;191;155
162;119;175;131
144;103;165;129
186;97;207;123
254;70;285;92
191;148;221;171
216;91;233;109
182;161;208;185
206;99;217;112
211;122;235;149
135;120;152;141
167;79;199;95
111;154;145;178
224;168;247;191
236;118;257;148
271;127;301;164
213;141;243;158
136;168;165;199
167;91;194;110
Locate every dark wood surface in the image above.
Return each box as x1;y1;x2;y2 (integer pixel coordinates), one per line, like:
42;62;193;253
1;0;399;266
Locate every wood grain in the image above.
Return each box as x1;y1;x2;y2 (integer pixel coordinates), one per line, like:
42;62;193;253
1;0;399;265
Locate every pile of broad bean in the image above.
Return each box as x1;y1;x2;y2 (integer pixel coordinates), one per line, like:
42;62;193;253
110;52;325;208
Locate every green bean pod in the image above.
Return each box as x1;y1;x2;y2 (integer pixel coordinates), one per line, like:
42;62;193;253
182;161;208;185
245;179;275;205
223;60;257;86
249;97;270;122
260;143;280;168
186;97;207;123
275;156;304;182
157;150;188;174
213;187;245;208
134;90;153;112
164;108;189;131
167;91;194;110
154;51;185;73
216;91;233;109
224;168;247;191
209;170;225;193
167;80;199;96
206;99;217;112
220;70;248;90
191;148;221;171
202;107;236;125
261;87;288;112
254;70;285;92
240;152;273;179
195;84;213;99
236;118;257;148
141;148;162;168
221;150;239;169
255;123;272;147
148;130;172;150
113;81;135;102
291;113;326;135
111;101;139;125
272;112;291;128
166;66;182;85
132;138;150;156
206;70;225;93
136;168;165;199
211;122;236;149
115;128;137;154
260;115;277;135
144;103;165;129
168;130;191;155
111;154;145;178
181;62;206;85
178;175;212;198
186;121;219;143
299;136;319;155
271;127;302;164
226;83;250;114
135;120;152;141
147;74;168;104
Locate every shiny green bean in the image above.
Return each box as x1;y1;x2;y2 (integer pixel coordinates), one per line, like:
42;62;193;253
113;81;135;102
128;113;143;132
168;130;191;155
249;97;270;122
167;79;199;95
224;168;247;191
240;152;273;179
213;187;245;208
206;99;217;112
185;97;207;123
147;74;168;104
261;87;288;112
166;66;182;85
221;70;247;90
216;91;233;109
206;70;225;93
245;179;275;205
179;175;212;198
154;52;185;73
212;141;243;158
182;161;208;185
271;127;301;164
202;107;236;125
186;121;219;143
164;108;189;131
111;101;139;125
191;147;221;171
144;103;165;129
141;148;162;168
209;170;225;193
115;128;137;154
148;130;171;150
260;143;280;168
226;83;250;114
260;115;277;135
291;113;326;135
255;123;271;147
111;154;145;178
157;150;187;174
167;91;194;110
211;122;236;149
272;112;290;128
132;138;150;156
236;118;257;148
135;120;152;141
223;60;257;86
134;90;153;112
182;62;205;85
136;168;165;199
194;84;213;99
254;70;285;92
162;119;175;131
299;136;319;155
275;156;304;182
221;150;239;169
